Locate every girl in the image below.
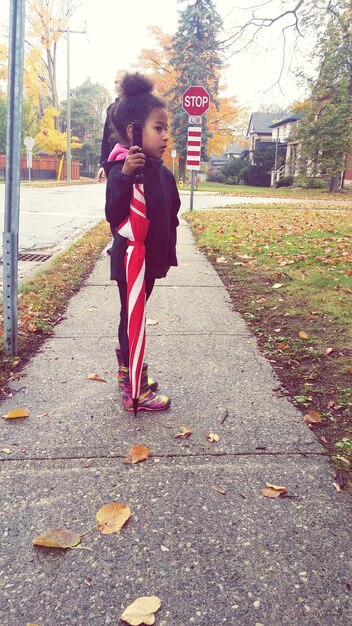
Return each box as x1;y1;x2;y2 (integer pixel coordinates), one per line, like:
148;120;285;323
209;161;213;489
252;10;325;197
104;72;180;413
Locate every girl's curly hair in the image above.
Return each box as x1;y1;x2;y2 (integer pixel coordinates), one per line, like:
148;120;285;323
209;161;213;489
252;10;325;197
110;72;166;144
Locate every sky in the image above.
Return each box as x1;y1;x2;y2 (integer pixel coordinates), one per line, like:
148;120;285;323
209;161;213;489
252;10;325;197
0;0;311;114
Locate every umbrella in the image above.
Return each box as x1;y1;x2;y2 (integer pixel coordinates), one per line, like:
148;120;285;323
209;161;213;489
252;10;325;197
117;169;149;415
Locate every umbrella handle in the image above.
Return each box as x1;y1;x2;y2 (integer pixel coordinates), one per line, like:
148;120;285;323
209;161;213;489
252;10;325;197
132;120;144;184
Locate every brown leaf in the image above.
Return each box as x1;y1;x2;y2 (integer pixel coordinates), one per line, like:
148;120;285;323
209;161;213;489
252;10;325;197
298;331;308;339
32;528;82;549
212;485;226;495
278;342;289;349
87;373;107;382
120;596;161;626
261;482;288;498
333;482;342;493
304;410;322;424
174;426;192;439
207;432;220;442
123;445;149;465
2;407;29;420
96;502;131;534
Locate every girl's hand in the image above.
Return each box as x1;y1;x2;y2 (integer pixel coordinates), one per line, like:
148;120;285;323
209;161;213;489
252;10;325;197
122;146;145;177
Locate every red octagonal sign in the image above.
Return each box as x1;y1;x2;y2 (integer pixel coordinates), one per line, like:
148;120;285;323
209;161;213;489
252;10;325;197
182;85;211;116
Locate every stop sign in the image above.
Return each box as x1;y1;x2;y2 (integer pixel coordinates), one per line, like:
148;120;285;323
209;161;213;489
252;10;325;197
182;86;211;116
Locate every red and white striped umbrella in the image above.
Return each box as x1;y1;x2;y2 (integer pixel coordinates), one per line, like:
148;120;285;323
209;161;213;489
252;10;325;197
117;177;149;415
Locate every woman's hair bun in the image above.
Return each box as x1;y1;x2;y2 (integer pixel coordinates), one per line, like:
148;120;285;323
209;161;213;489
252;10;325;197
119;72;154;98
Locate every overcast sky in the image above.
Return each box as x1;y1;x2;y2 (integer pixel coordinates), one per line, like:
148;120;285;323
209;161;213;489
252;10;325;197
1;0;311;112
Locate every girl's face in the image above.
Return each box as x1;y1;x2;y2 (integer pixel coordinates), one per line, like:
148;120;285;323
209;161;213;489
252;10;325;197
141;107;169;159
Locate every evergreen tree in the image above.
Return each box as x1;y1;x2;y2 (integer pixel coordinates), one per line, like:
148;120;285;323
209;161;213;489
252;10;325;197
293;3;352;190
168;0;224;177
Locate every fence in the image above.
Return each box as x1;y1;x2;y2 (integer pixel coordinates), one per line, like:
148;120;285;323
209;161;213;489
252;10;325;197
0;154;80;180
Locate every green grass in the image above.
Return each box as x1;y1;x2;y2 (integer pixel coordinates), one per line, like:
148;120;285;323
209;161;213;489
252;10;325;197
184;204;352;480
189;181;352;200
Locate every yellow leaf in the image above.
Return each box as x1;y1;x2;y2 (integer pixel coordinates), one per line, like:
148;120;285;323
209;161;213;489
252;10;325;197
120;596;161;626
2;407;29;419
299;331;308;339
123;445;149;464
96;502;131;534
304;410;322;424
272;283;284;289
207;432;219;442
212;485;226;495
87;373;107;383
1;448;11;454
146;319;159;325
174;426;192;439
261;482;288;498
32;528;82;549
333;482;342;493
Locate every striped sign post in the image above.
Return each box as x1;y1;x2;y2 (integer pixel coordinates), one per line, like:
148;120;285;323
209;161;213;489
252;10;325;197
186;126;201;171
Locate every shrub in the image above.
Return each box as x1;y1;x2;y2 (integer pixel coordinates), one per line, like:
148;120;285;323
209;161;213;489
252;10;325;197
276;175;294;188
206;168;225;183
307;177;327;189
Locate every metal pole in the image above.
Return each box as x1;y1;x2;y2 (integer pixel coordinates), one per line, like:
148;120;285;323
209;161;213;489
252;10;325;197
66;25;71;182
274;129;279;186
2;0;26;356
190;170;195;211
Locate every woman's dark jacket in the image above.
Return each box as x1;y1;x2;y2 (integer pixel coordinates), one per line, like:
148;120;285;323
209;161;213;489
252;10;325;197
104;158;180;281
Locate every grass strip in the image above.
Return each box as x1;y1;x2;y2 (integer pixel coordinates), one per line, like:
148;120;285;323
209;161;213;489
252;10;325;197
0;220;111;398
193;181;352;201
185;205;352;487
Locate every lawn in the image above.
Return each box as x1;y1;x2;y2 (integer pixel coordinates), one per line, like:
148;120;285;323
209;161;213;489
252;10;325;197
192;181;352;201
184;204;352;485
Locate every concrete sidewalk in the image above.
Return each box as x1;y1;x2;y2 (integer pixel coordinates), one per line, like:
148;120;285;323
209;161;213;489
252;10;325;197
0;220;351;626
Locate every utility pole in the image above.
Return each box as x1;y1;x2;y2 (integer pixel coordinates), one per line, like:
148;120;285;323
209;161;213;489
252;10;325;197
2;0;26;356
58;24;86;182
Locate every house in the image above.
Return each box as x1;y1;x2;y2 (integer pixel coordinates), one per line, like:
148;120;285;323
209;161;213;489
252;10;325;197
269;113;303;184
247;112;288;153
209;141;249;169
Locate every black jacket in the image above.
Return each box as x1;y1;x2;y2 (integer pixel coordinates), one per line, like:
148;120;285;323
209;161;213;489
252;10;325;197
104;158;180;281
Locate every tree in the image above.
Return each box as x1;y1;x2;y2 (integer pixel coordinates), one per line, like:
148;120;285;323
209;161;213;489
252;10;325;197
168;0;224;177
36;107;81;156
26;1;82;121
292;4;352;189
60;78;111;173
0;94;40;154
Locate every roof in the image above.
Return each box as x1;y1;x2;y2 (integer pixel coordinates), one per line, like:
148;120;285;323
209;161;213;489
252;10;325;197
247;112;289;136
269;113;303;128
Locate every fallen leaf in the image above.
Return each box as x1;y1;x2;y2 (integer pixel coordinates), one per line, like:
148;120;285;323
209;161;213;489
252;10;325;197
96;502;131;534
174;426;192;439
304;410;322;424
216;256;227;263
212;485;226;495
87;373;107;383
278;342;289;349
299;331;308;339
207;432;219;442
146;319;158;326
36;412;48;418
123;445;149;465
333;482;342;493
325;347;333;355
1;448;11;454
334;455;351;467
272;283;284;289
261;482;288;498
120;596;161;626
2;407;29;420
32;528;82;549
256;297;268;303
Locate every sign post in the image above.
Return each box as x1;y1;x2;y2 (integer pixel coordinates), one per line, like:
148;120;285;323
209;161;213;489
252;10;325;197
3;0;26;356
182;86;210;210
24;136;35;181
171;149;176;176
